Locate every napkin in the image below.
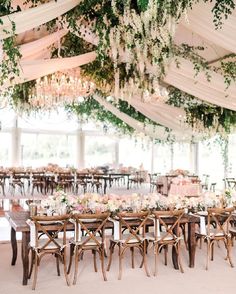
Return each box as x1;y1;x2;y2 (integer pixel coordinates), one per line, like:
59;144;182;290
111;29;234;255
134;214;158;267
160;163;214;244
200;216;206;235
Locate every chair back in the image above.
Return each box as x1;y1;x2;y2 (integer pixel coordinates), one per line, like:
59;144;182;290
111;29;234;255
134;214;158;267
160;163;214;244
202;174;209;189
58;172;74;182
116;211;149;244
207;207;234;237
29;214;71;250
224;178;236;189
152;209;185;242
73;212;110;247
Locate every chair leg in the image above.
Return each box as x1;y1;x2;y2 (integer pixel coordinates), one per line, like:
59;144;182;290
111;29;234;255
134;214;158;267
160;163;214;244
210;242;214;261
143;241;150;277
154;244;159;276
206;240;210;270
225;239;234;268
56;254;60;276
100;248;107;281
200;237;203;249
62;250;70;286
131;247;135;268
176;243;184;273
164;245;168;266
93;250;98;272
67;244;74;274
182;224;188;250
118;245;123;280
107;242;115;271
28;249;35;279
32;255;39;290
73;247;80;285
231;235;234;247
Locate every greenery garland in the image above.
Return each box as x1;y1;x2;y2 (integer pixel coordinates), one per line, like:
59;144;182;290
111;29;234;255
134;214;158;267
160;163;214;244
1;0;235;88
167;87;236;134
1;0;236;139
66;97;135;136
0;3;21;87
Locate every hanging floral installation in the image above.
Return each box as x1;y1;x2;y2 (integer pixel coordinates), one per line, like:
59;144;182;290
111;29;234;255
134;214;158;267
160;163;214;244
0;0;236;139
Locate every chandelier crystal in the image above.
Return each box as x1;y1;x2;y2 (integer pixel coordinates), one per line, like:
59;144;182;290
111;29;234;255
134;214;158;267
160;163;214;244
29;71;96;109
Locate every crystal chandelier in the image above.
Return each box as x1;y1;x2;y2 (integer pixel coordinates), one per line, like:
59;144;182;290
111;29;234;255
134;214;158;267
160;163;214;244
28;71;96;109
113;75;169;103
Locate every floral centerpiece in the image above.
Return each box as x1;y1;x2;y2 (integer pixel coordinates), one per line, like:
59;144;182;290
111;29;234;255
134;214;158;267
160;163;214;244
169;169;190;176
40;190;77;215
39;189;235;216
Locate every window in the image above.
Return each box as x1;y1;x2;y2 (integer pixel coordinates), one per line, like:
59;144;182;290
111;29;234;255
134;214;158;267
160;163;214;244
199;139;224;189
18;108;78;132
119;137;152;171
0;133;11;166
85;135;116;167
173;142;191;171
228;134;236;176
153;143;172;174
21;133;76;167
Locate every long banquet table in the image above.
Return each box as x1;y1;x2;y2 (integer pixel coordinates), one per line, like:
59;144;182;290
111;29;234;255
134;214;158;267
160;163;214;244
6;211;199;285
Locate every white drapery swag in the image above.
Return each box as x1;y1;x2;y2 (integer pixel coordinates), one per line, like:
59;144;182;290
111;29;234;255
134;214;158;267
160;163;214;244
182;2;236;54
0;52;96;89
20;29;68;60
0;0;81;39
20;52;96;81
93;95;194;141
129;99;194;135
164;58;236;111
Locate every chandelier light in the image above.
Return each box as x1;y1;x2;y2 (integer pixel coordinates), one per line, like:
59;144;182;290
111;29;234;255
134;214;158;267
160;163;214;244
28;71;96;109
113;76;169;103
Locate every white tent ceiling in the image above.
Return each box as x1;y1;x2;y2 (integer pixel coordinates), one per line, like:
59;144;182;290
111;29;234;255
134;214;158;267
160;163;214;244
0;0;235;140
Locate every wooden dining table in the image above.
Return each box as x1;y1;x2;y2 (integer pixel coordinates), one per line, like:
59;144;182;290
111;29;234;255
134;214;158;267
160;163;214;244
5;211;198;285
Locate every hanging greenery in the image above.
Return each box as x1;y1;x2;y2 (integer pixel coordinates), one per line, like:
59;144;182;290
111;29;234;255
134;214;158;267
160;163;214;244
167;87;236;134
1;0;236;89
66;97;135;135
0;0;236;139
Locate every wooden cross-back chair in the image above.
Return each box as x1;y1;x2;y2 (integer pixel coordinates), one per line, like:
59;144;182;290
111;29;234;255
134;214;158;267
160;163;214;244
74;173;89;193
150;209;185;275
195;207;234;270
201;174;209;190
57;172;74;192
28;214;71;290
223;177;236;189
10;172;25;196
129;171;147;188
107;211;150;280
68;212;110;285
31;172;46;195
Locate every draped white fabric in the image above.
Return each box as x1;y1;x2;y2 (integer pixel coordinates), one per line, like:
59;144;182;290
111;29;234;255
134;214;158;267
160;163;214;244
0;0;80;39
164;58;236;111
20;51;96;82
93;95;193;141
0;0;234;143
129;99;193;134
182;2;236;54
0;52;96;88
173;24;230;62
20;29;68;60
